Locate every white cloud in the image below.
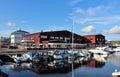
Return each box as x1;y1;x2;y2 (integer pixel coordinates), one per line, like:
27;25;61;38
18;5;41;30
73;6;112;16
74;8;84;14
69;6;120;25
87;6;111;16
7;22;16;27
103;26;120;34
81;25;95;33
69;0;82;6
74;16;120;25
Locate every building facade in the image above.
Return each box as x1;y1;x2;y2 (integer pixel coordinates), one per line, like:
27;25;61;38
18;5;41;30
22;30;88;49
10;30;29;46
84;34;105;47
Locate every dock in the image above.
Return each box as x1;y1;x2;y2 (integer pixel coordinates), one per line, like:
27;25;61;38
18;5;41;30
0;48;28;55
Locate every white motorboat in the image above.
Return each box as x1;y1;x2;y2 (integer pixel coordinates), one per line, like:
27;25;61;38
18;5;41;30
48;50;69;60
96;47;115;54
112;69;120;77
89;48;109;57
13;53;31;63
93;54;107;62
113;47;120;52
104;48;115;54
80;49;92;57
48;50;63;60
68;49;91;58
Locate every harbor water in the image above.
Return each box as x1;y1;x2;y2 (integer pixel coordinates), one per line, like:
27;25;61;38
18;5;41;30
0;52;120;77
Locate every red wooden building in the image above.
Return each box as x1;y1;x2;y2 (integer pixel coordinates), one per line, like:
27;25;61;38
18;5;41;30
22;30;89;49
84;34;105;46
23;30;89;44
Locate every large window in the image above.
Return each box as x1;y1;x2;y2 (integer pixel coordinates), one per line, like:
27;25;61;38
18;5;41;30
65;37;70;42
60;37;63;40
55;37;59;39
50;36;54;39
41;35;47;39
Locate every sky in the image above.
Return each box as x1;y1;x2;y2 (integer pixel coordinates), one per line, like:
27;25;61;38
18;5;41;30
0;0;120;40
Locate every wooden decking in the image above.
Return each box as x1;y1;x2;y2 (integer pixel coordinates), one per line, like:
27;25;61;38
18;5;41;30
0;49;27;55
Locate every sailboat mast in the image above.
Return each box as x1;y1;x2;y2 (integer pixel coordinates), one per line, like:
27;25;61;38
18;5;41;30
72;20;74;50
72;19;74;77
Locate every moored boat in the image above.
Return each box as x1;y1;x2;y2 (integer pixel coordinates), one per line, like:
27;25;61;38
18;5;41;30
88;48;109;57
12;53;32;63
112;69;120;77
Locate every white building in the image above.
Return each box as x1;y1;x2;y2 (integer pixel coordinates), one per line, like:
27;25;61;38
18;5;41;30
10;30;29;46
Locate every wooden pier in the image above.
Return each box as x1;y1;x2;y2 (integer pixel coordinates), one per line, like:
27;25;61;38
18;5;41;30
0;49;28;55
0;49;29;63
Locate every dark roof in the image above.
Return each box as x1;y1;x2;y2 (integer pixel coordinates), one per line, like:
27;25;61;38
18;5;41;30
11;30;29;34
25;30;70;35
40;30;82;36
84;34;105;37
48;40;67;43
24;30;83;39
40;30;70;33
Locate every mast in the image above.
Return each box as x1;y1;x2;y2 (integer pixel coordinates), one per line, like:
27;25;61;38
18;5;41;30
72;19;74;50
72;19;74;77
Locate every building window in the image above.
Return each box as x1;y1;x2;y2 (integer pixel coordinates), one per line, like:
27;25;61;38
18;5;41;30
41;35;47;39
65;37;70;42
50;36;54;39
60;37;63;40
55;37;59;39
97;38;99;41
102;39;104;41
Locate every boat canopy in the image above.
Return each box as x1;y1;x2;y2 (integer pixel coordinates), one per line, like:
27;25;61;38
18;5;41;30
56;50;68;54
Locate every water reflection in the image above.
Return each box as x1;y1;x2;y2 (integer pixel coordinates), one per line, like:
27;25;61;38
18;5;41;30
30;60;69;74
85;59;105;68
7;57;92;74
1;53;120;77
84;54;106;68
9;63;31;72
108;52;120;66
7;55;107;74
